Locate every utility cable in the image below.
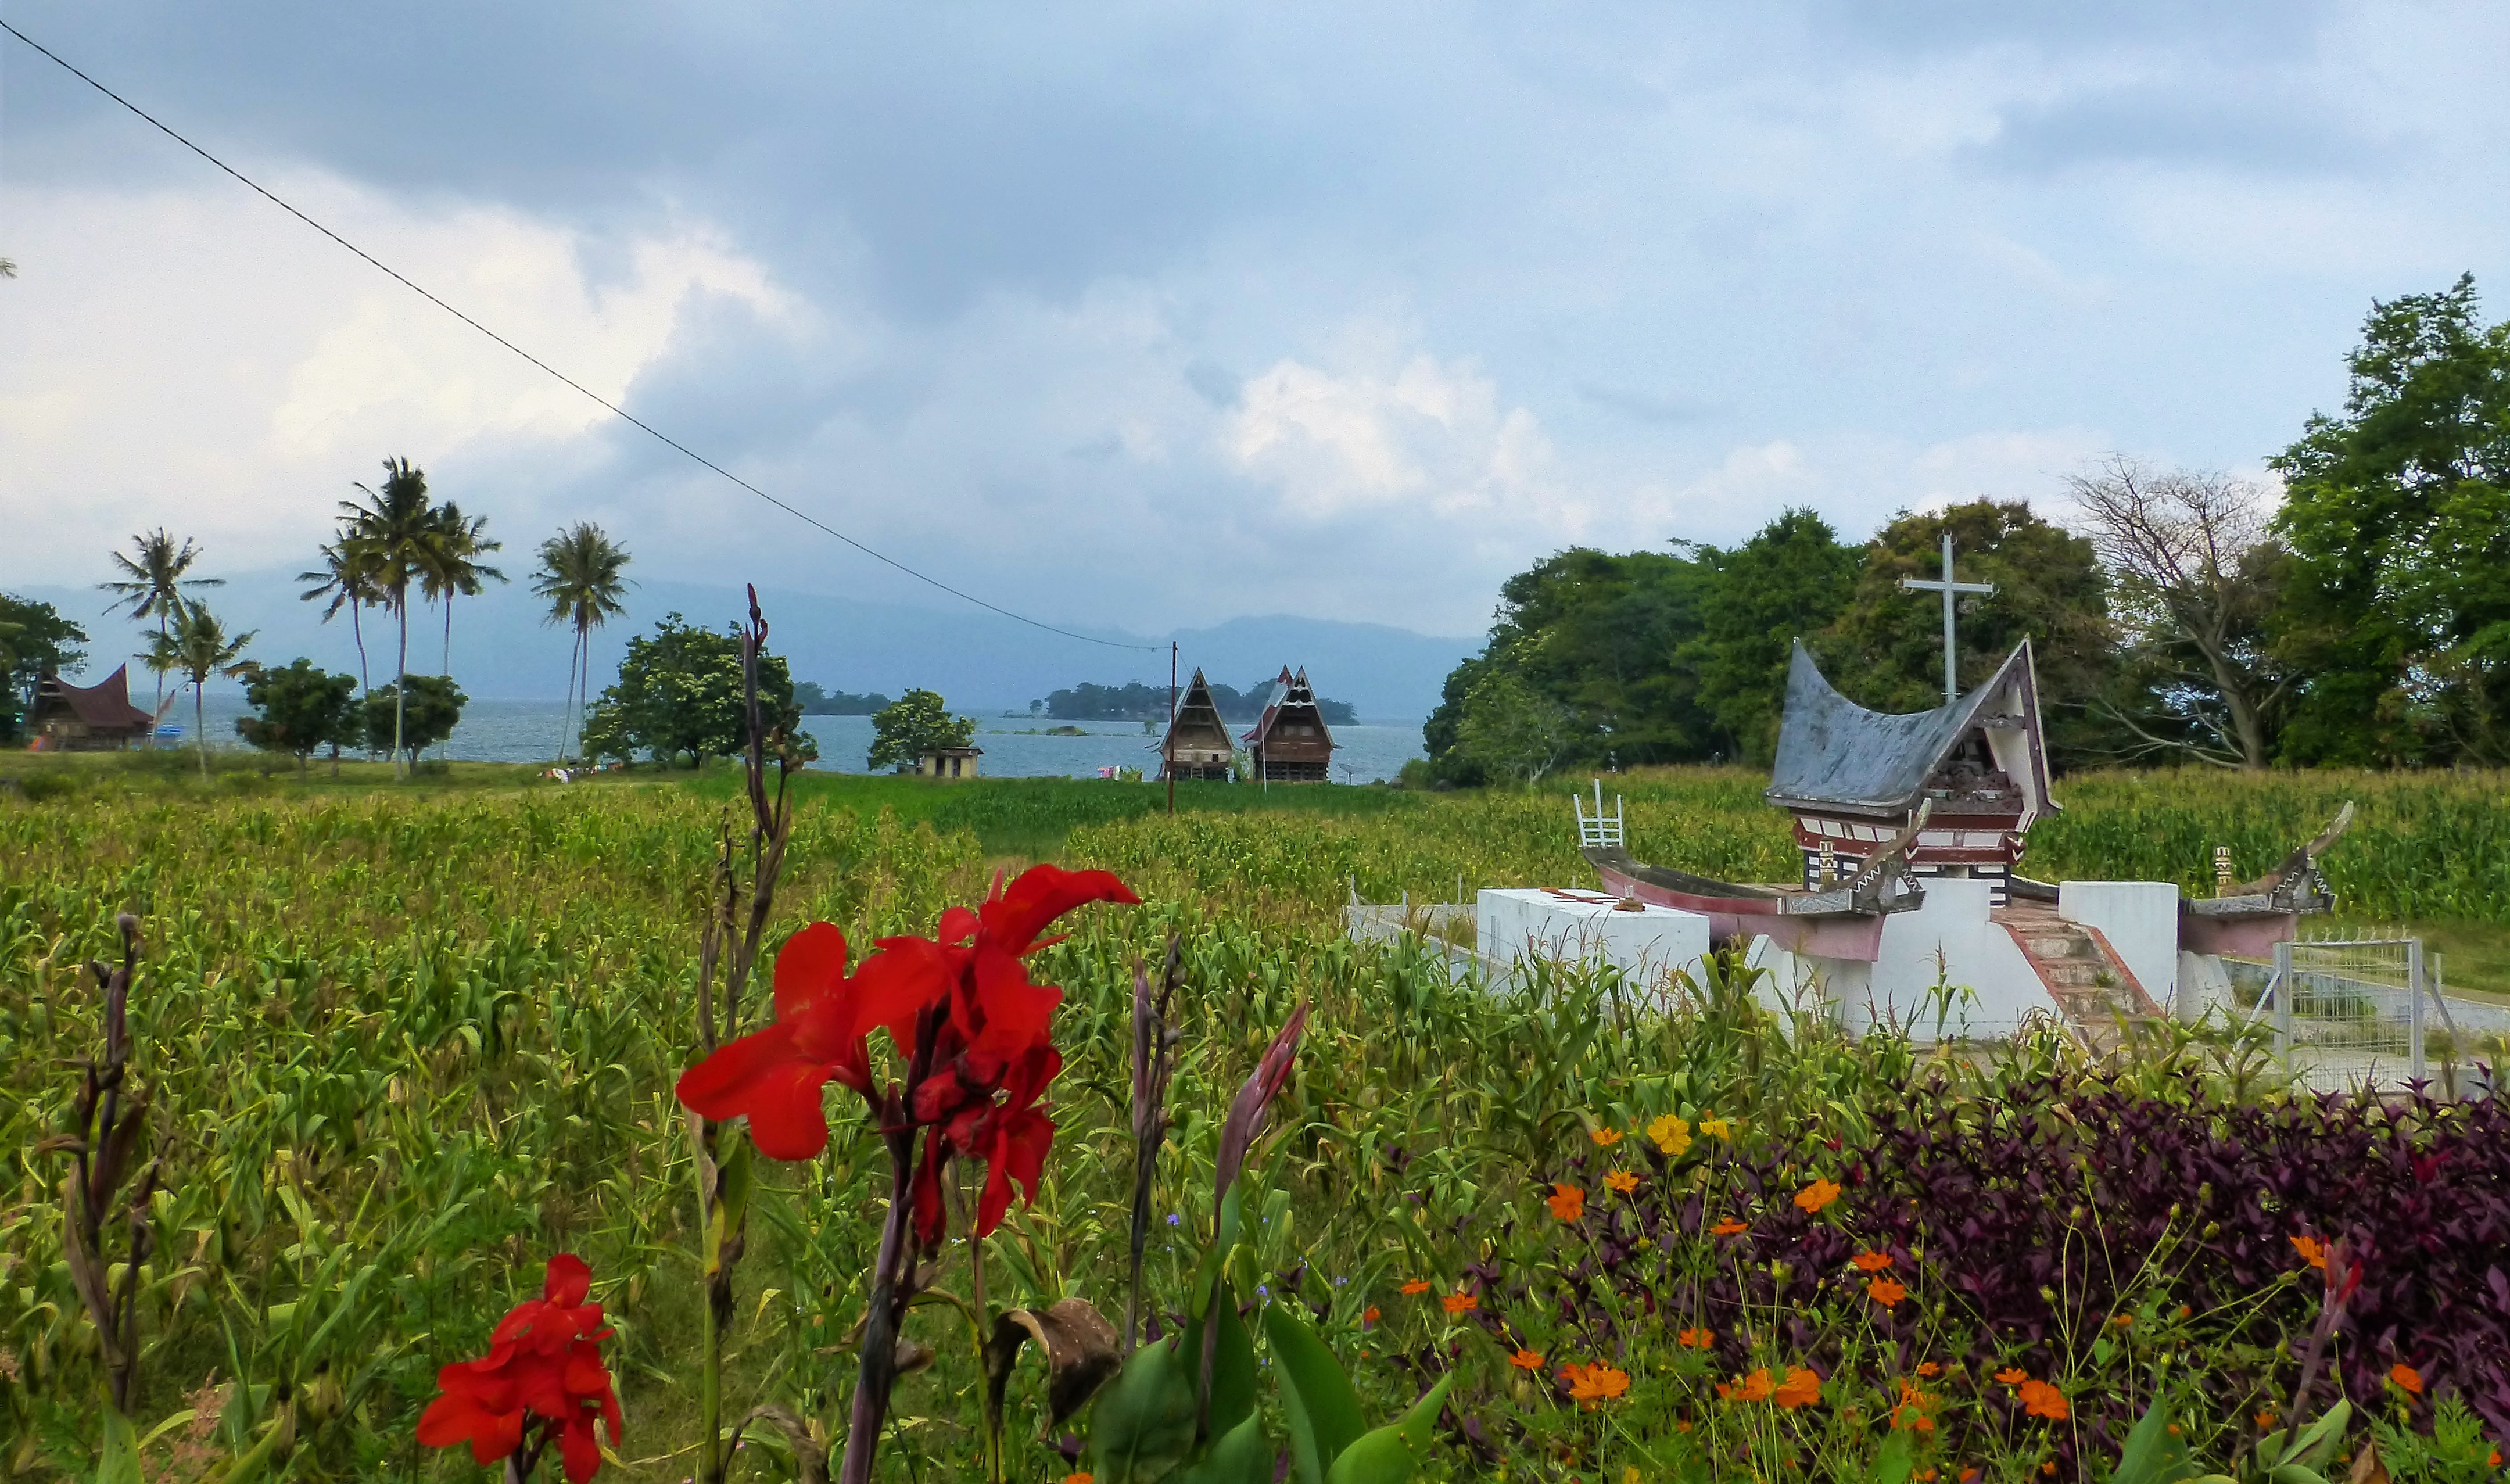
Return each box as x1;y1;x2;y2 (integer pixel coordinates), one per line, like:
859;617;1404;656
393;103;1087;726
1;19;1163;651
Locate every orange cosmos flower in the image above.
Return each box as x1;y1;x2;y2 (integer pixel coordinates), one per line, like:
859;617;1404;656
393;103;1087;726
1773;1367;1823;1410
1994;1368;2028;1386
1362;1306;1380;1324
1605;1169;1641;1194
1442;1292;1478;1315
1851;1251;1894;1272
1590;1126;1625;1146
1916;1362;1942;1378
2291;1235;2329;1270
1566;1363;1630;1404
1511;1348;1546;1371
2255;1410;2276;1429
1866;1277;1908;1307
2018;1380;2070;1420
1677;1327;1715;1349
1400;1281;1431;1295
2390;1364;2423;1396
1733;1368;1776;1403
2110;1314;2133;1328
1548;1183;1586;1221
1795;1178;1842;1214
1710;1217;1749;1236
1063;1475;1093;1484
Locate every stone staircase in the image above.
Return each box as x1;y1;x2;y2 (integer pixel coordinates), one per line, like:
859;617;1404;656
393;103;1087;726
1993;904;2163;1053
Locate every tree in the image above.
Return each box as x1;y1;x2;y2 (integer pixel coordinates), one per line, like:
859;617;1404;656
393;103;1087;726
297;536;387;695
2270;274;2510;765
581;612;804;768
338;458;440;777
0;593;88;743
236;659;361;777
98;529;224;729
1814;500;2118;768
1683;510;1863;763
1423;545;1720;784
2066;456;2287;768
144;605;254;779
867;689;975;772
419;501;506;683
529;522;634;761
1448;668;1573;785
363;676;468;766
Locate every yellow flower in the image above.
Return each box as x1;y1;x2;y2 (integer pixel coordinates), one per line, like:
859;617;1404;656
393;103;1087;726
1648;1113;1693;1157
1604;1169;1641;1194
1699;1114;1733;1139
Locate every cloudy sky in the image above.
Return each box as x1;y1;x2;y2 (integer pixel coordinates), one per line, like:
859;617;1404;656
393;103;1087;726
5;1;2505;643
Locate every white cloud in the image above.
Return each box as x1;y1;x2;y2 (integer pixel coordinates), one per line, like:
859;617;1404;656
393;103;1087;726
1225;354;1565;525
0;174;801;578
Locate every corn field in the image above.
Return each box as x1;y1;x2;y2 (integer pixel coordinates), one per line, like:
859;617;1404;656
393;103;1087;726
3;766;2505;1481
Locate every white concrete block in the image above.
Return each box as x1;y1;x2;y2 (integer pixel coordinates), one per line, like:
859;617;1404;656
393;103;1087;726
2058;881;2180;1010
1475;888;1713;995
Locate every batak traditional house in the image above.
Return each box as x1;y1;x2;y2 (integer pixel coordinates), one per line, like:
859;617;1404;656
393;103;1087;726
1242;666;1335;783
1765;639;2051;907
1157;669;1236;782
27;666;159;750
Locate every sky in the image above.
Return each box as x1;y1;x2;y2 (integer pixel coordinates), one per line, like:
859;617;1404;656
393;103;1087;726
5;1;2506;650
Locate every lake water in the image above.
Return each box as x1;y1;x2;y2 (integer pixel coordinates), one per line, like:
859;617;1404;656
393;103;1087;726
165;694;1429;782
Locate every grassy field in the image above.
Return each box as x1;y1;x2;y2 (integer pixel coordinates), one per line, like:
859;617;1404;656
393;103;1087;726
4;755;2508;1481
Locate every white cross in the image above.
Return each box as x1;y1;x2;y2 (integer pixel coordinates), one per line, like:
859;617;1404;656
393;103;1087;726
1899;533;1995;704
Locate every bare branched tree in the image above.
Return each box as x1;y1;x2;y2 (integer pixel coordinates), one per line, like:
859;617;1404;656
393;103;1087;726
2067;454;2289;769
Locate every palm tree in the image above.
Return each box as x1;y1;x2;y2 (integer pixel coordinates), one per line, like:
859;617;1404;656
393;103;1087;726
529;523;633;761
338;458;439;777
99;529;225;737
419;501;505;684
145;605;255;779
298;536;387;695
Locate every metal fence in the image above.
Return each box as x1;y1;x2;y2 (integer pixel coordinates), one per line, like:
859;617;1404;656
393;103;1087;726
2251;934;2489;1093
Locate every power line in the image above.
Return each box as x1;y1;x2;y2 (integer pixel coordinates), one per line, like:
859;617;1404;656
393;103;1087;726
1;19;1163;653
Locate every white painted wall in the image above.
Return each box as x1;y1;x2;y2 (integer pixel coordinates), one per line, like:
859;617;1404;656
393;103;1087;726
1759;879;2046;1040
2058;881;2181;1011
1476;888;1713;998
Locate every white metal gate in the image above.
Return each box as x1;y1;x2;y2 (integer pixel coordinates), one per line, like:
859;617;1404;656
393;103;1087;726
2262;934;2458;1091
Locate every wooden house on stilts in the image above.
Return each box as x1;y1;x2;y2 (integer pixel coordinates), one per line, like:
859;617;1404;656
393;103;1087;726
1242;666;1335;783
1158;669;1236;782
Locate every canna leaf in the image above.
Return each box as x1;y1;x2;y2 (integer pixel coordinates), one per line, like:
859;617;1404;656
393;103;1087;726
96;1408;144;1484
1263;1303;1368;1484
1174;1412;1272;1484
1322;1371;1453;1484
1088;1333;1200;1484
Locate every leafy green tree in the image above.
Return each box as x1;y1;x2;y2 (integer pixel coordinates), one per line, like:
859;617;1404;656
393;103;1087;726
1448;667;1573;784
530;522;634;761
98;528;224;727
1423;546;1718;783
2270;274;2510;765
0;593;89;742
144;605;254;779
236;659;361;777
1813;500;2118;768
1683;509;1863;764
867;689;976;772
582;612;804;768
362;675;467;765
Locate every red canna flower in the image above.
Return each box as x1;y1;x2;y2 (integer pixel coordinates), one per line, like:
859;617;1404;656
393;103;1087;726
677;865;1137;1242
417;1254;622;1482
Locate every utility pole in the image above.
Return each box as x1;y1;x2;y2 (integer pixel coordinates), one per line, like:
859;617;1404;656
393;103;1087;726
1899;532;1995;704
1166;641;1177;816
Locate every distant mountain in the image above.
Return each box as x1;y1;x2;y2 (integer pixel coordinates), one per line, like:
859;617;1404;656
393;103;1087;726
10;573;1478;722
